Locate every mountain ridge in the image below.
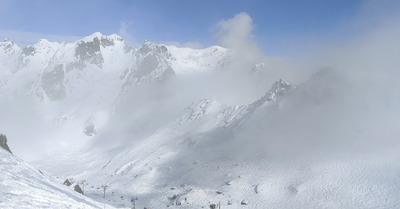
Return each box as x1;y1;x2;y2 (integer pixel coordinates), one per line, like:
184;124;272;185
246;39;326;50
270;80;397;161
0;32;238;161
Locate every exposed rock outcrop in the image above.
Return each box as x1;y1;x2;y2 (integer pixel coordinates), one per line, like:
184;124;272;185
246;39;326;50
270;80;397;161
0;134;12;154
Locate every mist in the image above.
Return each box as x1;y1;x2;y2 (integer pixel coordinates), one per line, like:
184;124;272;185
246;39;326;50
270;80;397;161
1;1;399;165
105;5;400;164
219;7;400;160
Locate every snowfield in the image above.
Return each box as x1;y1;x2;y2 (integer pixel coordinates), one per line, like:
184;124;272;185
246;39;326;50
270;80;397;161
0;148;112;209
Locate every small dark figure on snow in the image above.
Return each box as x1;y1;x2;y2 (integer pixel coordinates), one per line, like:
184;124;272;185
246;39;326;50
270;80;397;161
74;184;84;195
0;134;12;154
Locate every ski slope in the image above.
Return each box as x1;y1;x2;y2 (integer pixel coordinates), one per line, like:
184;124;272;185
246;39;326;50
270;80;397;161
0;148;113;209
35;76;400;208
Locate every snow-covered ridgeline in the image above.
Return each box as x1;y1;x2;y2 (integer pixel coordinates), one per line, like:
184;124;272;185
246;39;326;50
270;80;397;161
0;33;233;156
177;79;295;131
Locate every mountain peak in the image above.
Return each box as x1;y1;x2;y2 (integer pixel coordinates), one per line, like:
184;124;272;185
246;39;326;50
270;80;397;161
0;38;19;54
264;79;293;102
248;79;294;111
33;39;61;49
137;40;171;58
1;38;15;47
140;40;160;48
80;32;123;43
2;38;12;43
85;32;104;40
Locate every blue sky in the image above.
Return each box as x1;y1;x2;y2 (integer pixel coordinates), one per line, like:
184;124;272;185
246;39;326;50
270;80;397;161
0;0;399;56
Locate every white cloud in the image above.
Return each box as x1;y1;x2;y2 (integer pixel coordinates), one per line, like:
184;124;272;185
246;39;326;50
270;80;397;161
208;12;275;104
117;22;139;48
215;12;264;69
216;12;254;50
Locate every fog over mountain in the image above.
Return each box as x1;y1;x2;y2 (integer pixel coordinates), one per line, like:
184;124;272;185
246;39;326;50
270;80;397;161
1;10;400;208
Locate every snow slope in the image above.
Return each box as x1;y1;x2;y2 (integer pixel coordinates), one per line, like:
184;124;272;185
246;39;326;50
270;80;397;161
0;147;114;209
167;45;231;75
35;73;400;208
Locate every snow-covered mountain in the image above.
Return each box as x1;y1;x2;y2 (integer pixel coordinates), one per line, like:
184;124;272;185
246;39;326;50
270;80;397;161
34;72;400;208
29;78;296;208
0;33;234;208
2;33;400;209
0;33;230;100
0;33;232;159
